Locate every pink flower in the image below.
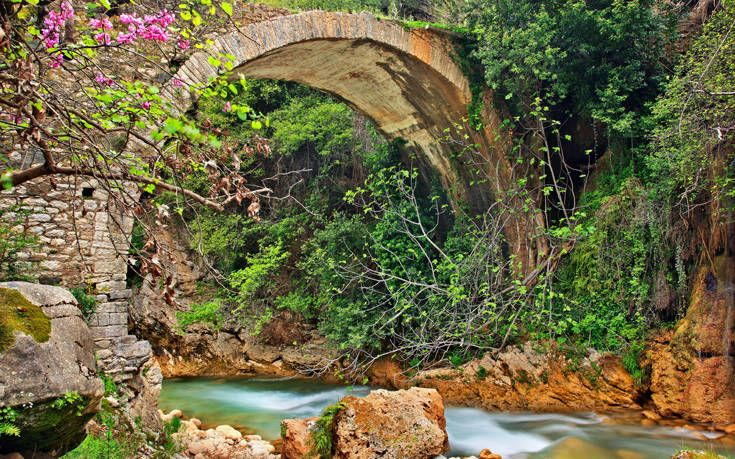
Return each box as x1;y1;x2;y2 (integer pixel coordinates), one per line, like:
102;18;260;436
47;53;63;68
95;71;113;86
177;37;190;50
144;9;175;28
120;13;143;27
142;101;151;110
116;32;136;44
93;32;111;45
223;102;231;112
60;1;74;20
172;78;183;87
139;24;168;42
90;17;113;30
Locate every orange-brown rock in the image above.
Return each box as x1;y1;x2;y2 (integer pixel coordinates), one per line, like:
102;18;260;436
642;410;662;421
479;449;503;459
280;417;316;459
649;255;735;425
365;357;409;388
414;343;639;412
332;387;449;459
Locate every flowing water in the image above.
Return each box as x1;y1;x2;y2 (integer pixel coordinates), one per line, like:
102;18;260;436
159;376;735;458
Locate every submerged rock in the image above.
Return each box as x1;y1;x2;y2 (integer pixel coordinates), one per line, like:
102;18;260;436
0;282;104;456
332;387;449;459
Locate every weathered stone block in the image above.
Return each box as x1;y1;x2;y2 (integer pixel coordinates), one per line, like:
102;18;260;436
109;289;132;300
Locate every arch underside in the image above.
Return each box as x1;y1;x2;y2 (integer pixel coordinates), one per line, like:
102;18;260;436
164;12;545;269
234;37;490;206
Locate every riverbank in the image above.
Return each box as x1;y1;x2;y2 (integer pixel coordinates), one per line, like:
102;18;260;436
157;376;735;459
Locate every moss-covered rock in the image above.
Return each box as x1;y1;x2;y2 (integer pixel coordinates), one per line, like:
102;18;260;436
0;286;51;352
0;282;104;456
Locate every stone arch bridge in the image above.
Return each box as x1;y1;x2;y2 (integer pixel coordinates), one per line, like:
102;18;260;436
161;10;544;269
165;11;504;213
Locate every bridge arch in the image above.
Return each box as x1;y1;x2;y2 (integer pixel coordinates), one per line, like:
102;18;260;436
160;11;542;271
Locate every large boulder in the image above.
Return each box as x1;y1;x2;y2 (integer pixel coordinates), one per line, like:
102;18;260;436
0;282;104;456
332;387;449;459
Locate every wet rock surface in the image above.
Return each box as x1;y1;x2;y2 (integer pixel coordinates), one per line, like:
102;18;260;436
0;282;104;456
332;387;449;459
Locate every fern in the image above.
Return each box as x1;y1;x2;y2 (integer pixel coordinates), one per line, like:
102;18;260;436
0;422;20;437
308;402;346;459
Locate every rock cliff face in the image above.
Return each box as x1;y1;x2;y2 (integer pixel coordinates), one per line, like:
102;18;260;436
0;282;104;456
648;254;735;425
368;343;640;413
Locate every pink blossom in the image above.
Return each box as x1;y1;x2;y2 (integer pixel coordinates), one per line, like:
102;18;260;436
47;54;63;68
40;2;74;50
223;102;231;112
157;10;175;27
116;32;136;44
95;71;113;86
139;24;168;42
142;101;151;110
172;78;183;87
44;32;60;49
120;13;143;27
144;9;175;27
60;1;74;20
93;33;111;45
177;37;190;50
90;17;113;30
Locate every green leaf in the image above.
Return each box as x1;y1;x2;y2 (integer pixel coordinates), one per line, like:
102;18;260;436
220;1;232;16
192;10;202;26
251;120;262;130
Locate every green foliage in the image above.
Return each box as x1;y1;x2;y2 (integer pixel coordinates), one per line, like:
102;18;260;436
164;417;182;436
271;95;356;159
50;391;85;416
63;433;135;459
188;211;251;273
71;285;98;322
465;0;676;136
622;340;646;385
230;242;290;307
645;2;735;203
308;402;346;459
0;406;20;437
176;300;224;332
0;287;51;352
100;373;118;397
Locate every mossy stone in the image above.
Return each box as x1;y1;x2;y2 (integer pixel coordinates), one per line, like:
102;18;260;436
0;287;51;352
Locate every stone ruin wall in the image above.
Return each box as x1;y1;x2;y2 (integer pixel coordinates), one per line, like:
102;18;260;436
0;171;152;385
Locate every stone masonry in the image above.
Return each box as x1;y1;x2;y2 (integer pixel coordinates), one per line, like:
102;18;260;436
0;160;148;383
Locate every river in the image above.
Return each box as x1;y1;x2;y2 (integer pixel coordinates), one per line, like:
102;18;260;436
158;376;734;458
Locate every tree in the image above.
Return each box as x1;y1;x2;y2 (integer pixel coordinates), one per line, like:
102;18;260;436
0;0;279;289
